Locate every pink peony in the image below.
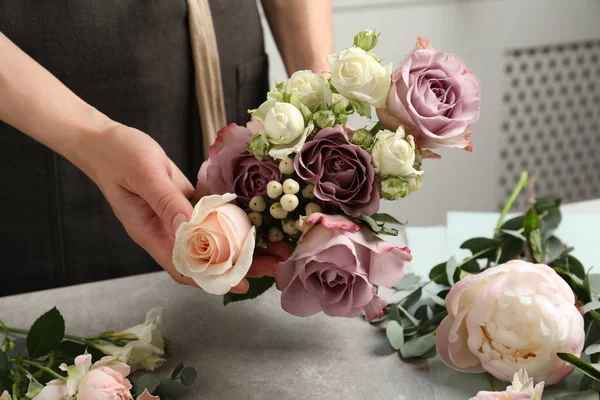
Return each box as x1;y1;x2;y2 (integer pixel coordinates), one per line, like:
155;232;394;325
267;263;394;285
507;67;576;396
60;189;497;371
275;213;411;319
470;369;544;399
377;37;481;153
436;260;584;384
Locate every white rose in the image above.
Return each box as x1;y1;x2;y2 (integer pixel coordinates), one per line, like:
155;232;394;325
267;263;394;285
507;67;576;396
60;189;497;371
371;127;423;178
327;47;392;108
470;368;544;400
172;193;256;295
283;70;332;109
260;102;313;159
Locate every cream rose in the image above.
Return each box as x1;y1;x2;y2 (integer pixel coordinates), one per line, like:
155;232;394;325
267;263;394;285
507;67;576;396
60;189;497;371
436;260;584;384
371;127;422;178
173;193;256;295
327;47;392;108
283;70;332;109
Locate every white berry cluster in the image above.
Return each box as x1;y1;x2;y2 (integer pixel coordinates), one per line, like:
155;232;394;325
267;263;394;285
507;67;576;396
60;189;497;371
246;157;322;243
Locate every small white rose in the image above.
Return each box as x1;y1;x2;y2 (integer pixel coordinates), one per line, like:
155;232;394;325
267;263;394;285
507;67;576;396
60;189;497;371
327;47;392;109
263;102;305;145
371;127;423;178
283;70;333;109
172;193;256;295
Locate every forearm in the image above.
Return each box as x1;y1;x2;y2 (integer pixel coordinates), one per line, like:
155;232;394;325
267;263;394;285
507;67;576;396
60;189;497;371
262;0;334;76
0;33;116;169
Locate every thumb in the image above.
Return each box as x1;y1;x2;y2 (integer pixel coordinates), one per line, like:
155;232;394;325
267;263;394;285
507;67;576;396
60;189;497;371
136;171;194;235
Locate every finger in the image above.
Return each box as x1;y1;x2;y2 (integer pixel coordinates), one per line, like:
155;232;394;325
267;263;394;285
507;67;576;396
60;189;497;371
135;171;194;235
169;160;195;199
246;255;280;278
230;279;249;294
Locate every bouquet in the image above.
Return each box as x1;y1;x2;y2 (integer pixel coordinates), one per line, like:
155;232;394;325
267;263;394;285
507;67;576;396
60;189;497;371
375;172;600;399
172;30;482;321
0;307;197;400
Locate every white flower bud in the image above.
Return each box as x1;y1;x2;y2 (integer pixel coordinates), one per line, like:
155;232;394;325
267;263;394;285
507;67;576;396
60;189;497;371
282;70;333;109
371;127;423;178
264;102;305;145
267;181;283;199
301;184;315;199
353;30;379;52
305;202;322;216
249;196;267;212
282;179;300;194
280;194;299;212
268;227;284;243
270;202;288;219
248;211;263;227
278;157;295;174
282;219;298;236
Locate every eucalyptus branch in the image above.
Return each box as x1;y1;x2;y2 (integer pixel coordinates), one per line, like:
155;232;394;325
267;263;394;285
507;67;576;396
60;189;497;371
4;327;98;348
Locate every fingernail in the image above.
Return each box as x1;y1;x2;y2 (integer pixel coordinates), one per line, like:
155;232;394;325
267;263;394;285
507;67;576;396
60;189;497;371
171;213;188;234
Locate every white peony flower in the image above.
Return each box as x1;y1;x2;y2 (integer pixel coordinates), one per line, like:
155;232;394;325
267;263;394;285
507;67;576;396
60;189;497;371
327;47;392;109
283;70;332;109
371;127;423;178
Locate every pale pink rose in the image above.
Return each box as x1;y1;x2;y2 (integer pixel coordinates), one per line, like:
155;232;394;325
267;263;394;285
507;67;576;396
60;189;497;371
32;380;69;400
275;213;412;319
436;260;584;384
377;37;481;153
137;389;160;400
76;355;133;400
470;369;544;400
0;391;9;400
173;193;256;295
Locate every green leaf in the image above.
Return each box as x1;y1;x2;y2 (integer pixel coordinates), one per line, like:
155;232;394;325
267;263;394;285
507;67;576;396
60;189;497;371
429;262;449;286
584;302;600;314
54;340;104;364
157;379;187;399
223;276;275;305
256;236;267;249
567;256;587;280
171;362;184;379
400;333;436;358
499;229;526;241
26;381;44;398
399;287;422;310
555;391;600;400
398;305;420;327
446;256;458;286
524;209;544;263
424;289;446;307
554;267;591;304
181;367;197;387
546;236;565;263
370;213;404;225
460;238;501;260
0;352;8;377
414;305;431;322
585;344;600;356
418;310;448;335
393;274;421;291
557;353;600;382
589;274;600;292
460;259;480;274
501;215;525;232
388;304;401;324
27;307;65;359
386;320;404;350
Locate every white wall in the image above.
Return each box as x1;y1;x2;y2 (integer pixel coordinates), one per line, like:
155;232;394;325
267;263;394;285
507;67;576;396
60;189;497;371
259;0;600;225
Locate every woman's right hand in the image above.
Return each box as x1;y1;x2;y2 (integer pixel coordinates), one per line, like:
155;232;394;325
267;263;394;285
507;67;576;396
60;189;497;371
73;123;198;287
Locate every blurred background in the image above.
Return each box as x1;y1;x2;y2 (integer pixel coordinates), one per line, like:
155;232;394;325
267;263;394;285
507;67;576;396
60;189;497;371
259;0;600;225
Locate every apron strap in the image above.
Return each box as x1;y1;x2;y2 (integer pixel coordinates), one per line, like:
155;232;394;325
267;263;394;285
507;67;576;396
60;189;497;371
187;0;226;159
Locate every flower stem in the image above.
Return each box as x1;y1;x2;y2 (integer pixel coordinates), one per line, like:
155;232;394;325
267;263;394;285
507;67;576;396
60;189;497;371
494;171;528;236
11;359;66;382
4;327;97;347
486;373;499;391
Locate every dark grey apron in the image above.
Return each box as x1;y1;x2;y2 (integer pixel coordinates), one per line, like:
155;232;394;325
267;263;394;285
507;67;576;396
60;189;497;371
0;0;269;296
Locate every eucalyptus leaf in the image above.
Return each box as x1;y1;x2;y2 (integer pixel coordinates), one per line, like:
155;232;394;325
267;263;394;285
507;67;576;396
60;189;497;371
418;310;448;335
584;302;600;314
398;305;420;327
546;236;565;263
399;287;422;310
500;215;525;232
446;256;458;286
388;304;402;324
386;320;405;350
461;259;480;274
585;344;600;356
223;276;275;305
557;353;600;381
394;274;421;291
370;213;404;225
181;367;197;387
414;305;430;322
498;238;526;264
134;373;160;396
588;274;600;291
554;267;591;304
27;307;65;359
400;333;436;358
460;238;501;260
555;390;600;399
425;289;446;307
157;379;187;400
171;362;184;379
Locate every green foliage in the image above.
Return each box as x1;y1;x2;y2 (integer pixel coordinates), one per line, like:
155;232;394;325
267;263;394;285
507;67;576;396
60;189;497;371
223;276;276;305
26;307;65;359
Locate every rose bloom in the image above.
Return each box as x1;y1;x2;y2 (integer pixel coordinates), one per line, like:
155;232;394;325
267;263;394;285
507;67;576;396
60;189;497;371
173;193;256;295
371;126;423;178
436;260;584;384
377;37;481;152
470;369;544;400
294;126;380;217
275;213;412;319
196;123;281;208
283;70;333;109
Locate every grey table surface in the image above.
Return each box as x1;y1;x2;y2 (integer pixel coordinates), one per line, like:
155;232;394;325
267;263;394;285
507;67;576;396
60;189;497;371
0;272;432;400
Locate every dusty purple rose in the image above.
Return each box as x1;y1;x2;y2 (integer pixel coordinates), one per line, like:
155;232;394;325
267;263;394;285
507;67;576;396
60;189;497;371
275;213;412;319
294;126;379;217
377;38;481;153
196;123;281;208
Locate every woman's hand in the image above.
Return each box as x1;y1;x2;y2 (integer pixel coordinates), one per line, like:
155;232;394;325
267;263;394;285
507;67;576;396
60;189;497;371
73;123;198;286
